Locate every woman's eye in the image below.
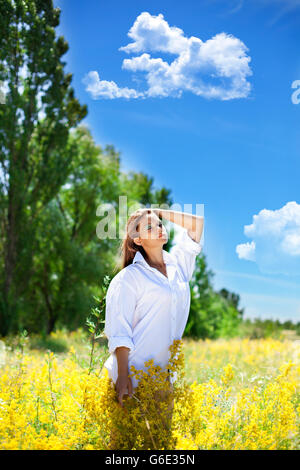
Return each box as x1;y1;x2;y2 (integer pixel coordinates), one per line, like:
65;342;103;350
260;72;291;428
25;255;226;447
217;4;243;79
147;222;162;230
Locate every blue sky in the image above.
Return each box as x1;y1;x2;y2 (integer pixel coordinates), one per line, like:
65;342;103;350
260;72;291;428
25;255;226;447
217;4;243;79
54;0;300;322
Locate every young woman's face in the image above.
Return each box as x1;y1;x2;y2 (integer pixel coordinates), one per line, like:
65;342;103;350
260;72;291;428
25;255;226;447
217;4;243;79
134;213;168;246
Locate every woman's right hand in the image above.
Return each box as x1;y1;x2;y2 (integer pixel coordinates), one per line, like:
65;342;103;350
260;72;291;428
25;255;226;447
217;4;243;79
115;374;133;407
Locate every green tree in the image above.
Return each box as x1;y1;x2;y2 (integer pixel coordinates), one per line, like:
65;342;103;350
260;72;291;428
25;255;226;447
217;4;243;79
0;0;87;335
184;254;243;339
13;124;174;335
218;288;244;316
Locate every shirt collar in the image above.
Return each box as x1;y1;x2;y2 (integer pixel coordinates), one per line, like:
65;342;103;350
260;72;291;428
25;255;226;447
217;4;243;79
132;249;177;268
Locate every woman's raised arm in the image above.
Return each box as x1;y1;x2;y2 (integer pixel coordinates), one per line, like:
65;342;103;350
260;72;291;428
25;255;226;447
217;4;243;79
153;208;204;244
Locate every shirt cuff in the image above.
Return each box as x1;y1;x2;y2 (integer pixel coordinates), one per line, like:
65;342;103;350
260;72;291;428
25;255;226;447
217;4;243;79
177;228;203;255
108;336;135;355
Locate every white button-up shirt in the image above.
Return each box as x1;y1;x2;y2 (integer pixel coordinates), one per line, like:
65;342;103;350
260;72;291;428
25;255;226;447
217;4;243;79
103;228;203;390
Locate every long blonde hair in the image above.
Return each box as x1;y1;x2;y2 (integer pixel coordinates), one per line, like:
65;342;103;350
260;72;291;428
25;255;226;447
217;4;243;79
113;208;155;273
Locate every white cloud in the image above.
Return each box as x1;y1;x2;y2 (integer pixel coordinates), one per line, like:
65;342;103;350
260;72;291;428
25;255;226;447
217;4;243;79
236;201;300;275
236;240;256;261
82;71;144;99
83;11;252;100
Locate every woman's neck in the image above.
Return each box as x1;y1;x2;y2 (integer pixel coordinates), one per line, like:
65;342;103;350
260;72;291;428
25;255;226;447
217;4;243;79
143;249;165;268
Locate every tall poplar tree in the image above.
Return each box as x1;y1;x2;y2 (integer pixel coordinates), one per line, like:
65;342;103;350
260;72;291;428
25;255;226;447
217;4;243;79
0;0;87;335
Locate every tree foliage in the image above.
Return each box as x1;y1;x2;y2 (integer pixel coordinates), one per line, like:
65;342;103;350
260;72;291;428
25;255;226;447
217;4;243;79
184;254;244;339
0;0;87;334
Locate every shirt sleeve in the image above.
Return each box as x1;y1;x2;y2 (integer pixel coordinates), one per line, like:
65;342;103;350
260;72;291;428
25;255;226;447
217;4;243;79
170;228;203;282
104;271;137;355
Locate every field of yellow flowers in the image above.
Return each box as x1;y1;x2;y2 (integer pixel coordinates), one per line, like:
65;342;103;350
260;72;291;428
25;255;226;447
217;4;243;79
0;329;299;450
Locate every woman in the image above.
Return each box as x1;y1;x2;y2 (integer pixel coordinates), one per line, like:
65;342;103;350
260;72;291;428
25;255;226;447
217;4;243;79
103;207;204;448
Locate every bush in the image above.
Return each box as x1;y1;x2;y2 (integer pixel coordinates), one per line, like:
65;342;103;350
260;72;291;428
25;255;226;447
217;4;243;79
29;334;69;353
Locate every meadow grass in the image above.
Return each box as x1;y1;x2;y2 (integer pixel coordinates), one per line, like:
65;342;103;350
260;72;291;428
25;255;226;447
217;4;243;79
0;329;299;450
